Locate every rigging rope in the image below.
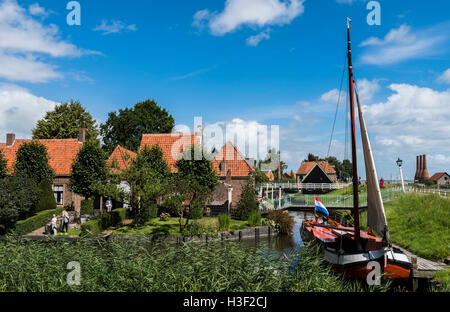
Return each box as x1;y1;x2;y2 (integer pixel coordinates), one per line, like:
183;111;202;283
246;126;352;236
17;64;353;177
326;54;347;158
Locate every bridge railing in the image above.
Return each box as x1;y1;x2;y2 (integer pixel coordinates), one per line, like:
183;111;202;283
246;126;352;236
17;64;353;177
261;186;409;212
257;182;351;190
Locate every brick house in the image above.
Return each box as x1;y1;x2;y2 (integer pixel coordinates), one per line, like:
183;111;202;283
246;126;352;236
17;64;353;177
295;161;336;183
430;172;450;186
0;130;85;212
107;133;254;213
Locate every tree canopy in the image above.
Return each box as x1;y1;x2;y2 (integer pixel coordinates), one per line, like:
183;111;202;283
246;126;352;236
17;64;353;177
70;140;108;199
100;99;175;154
14;141;54;184
32;100;99;141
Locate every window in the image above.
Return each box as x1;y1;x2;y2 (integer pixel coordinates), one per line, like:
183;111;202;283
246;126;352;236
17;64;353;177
53;185;64;205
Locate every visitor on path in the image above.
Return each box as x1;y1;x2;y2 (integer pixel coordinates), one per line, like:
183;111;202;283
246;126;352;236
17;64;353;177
51;214;58;236
379;178;385;189
61;210;70;234
106;198;113;213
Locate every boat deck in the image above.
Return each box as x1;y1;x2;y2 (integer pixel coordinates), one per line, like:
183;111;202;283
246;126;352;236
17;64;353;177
392;244;448;278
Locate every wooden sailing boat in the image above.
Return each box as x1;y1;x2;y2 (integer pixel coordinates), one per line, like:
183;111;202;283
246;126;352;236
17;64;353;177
300;18;412;280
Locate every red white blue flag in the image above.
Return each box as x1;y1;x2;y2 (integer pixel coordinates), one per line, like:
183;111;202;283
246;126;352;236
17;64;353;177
315;196;329;217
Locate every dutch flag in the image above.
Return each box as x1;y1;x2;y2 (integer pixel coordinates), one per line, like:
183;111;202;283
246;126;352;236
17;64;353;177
315;196;329;217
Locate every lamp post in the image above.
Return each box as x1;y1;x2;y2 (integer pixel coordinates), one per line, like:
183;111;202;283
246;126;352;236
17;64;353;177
396;158;405;192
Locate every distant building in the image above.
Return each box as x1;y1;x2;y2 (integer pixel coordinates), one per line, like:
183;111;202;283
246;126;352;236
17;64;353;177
107;134;254;213
0;130;85;212
261;170;274;182
430;172;450;186
295;161;336;183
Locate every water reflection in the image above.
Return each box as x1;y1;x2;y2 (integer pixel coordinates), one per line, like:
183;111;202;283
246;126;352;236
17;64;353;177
239;211;312;254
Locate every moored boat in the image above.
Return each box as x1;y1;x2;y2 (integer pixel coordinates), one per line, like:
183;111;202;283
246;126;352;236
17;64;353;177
300;18;412;281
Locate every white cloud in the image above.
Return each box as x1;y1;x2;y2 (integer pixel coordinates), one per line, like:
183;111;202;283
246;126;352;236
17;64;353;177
246;29;270;46
359;24;447;65
320;89;341;103
356;78;380;103
437;68;450;84
93;19;137;35
363;84;450;157
193;0;304;42
28;3;51;18
0;0;95;83
0;83;57;138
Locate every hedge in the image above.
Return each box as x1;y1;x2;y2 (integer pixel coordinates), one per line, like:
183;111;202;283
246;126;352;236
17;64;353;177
80;199;94;215
81;208;127;237
13;208;64;235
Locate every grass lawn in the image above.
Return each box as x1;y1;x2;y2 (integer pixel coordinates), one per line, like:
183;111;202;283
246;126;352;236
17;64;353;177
356;193;449;261
112;217;261;236
56;228;81;237
433;269;450;291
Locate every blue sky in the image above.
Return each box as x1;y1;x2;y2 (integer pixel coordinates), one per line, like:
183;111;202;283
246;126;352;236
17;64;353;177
0;0;449;180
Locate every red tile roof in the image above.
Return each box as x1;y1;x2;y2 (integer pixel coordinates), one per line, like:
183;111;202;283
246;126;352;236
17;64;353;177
430;172;449;182
107;145;137;172
296;161;336;175
212;141;254;177
0;139;82;176
139;133;200;172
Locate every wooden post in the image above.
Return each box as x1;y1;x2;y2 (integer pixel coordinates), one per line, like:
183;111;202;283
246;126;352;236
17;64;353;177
99;195;103;214
411;256;418;292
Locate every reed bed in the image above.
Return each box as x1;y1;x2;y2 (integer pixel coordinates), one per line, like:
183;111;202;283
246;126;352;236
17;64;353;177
0;238;387;292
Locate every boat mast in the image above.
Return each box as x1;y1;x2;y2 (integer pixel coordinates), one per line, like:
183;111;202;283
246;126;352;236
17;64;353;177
347;17;361;246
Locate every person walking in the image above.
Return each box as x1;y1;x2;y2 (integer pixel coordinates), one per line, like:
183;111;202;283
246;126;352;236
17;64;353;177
61;210;70;235
105;198;113;213
51;214;58;236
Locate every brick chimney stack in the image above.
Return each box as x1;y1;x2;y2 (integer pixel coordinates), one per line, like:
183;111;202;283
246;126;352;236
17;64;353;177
78;128;86;143
414;155;419;182
422;154;430;180
418;155;423;182
6;133;15;147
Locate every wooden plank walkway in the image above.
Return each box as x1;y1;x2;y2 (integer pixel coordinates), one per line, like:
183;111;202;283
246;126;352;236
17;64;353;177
393;244;448;278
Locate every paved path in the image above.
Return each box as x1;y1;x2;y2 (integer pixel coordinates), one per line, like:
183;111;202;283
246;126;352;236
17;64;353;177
26;226;47;236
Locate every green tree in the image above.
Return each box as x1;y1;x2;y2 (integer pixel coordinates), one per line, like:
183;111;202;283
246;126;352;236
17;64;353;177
0;173;40;234
0;150;7;179
254;167;269;184
70;140;108;199
14;141;54;184
235;175;259;221
32;100;99;141
176;145;218;224
100;99;175;154
36;180;57;212
123;146;170;225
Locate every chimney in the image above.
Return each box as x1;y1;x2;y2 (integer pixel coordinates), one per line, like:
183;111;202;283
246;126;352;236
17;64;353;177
414;156;419;182
422;154;430;180
78;128;86;143
6;133;15;147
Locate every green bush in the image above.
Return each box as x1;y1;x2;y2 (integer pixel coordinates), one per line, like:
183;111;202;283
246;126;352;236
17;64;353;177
36;180;57;213
13;208;64;235
218;213;231;231
182;222;205;237
81;208;127;237
80;199;94;215
235;178;258;220
248;209;262;227
190;201;204;220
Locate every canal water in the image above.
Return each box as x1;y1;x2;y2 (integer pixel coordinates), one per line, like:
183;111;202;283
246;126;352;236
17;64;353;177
239;211;311;254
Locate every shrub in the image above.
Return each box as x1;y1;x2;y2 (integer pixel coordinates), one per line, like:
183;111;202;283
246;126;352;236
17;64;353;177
235;178;258;220
159;213;170;221
164;196;183;215
182;222;205;237
0;173;40;234
80;208;127;237
424;179;436;187
268;210;294;234
190;201;204;220
248;209;262;227
218;213;231;231
36;180;57;213
13;208;64;235
80;199;94;215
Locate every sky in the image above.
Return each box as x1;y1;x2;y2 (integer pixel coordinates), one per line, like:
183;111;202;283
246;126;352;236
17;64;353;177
0;0;449;180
